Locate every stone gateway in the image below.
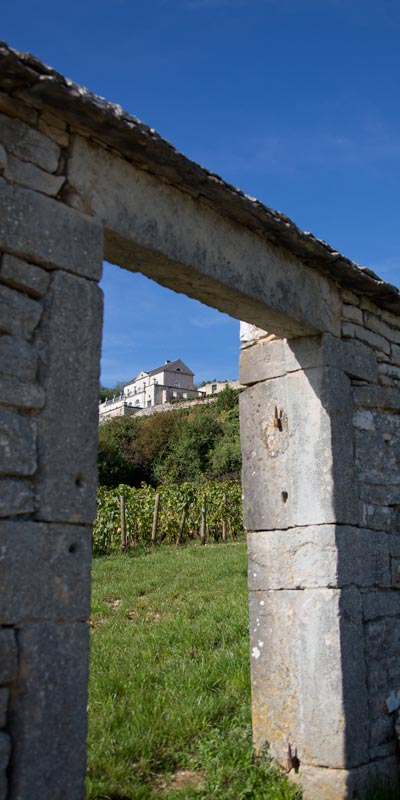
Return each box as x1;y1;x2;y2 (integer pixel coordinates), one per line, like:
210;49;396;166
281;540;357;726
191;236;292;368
1;41;400;800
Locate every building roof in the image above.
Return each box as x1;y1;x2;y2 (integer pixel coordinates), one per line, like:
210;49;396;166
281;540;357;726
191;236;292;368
1;41;399;315
148;359;194;377
124;359;194;387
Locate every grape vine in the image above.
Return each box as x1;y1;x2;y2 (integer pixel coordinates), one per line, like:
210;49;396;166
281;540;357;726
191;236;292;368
93;481;243;554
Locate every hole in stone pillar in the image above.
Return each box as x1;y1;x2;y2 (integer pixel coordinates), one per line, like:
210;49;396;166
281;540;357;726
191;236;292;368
75;474;85;488
68;542;78;554
281;491;288;503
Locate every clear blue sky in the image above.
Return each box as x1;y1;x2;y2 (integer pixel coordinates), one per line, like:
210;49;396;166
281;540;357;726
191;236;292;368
3;0;400;385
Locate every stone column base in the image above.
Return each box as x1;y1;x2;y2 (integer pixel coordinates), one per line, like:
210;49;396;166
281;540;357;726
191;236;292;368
289;756;399;800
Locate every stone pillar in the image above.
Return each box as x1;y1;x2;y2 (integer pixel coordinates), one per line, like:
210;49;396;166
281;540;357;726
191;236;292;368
239;324;399;799
0;108;103;800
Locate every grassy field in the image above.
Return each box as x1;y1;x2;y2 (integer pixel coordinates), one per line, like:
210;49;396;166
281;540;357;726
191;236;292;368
86;543;301;800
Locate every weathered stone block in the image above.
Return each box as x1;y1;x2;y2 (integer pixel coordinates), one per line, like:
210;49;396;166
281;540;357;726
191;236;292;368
341;337;378;382
8;622;89;800
342;303;363;324
0;91;38;126
341;288;360;305
0;284;42;339
1;253;50;298
0;479;34;517
360;297;380;314
249;588;368;769
0;335;38;381
353;409;375;430
353;384;400;410
0;408;36;476
37;118;69;147
290;757;399;800
361;502;393;532
240;366;358;530
239;335;325;384
355;429;400;485
239;321;269;348
36;270;102;523
239;333;377;386
0;178;103;279
0;521;92;623
379;362;400;381
5;155;65;197
369;716;396;756
247;526;390;590
360;483;400;506
0;629;18;683
39;111;67;132
344;321;390;354
0;375;44;411
0;111;59;172
364;311;394;342
0;688;9;728
362;590;400;621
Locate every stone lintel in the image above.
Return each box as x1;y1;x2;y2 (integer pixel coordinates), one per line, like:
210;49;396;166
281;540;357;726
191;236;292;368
67;135;342;338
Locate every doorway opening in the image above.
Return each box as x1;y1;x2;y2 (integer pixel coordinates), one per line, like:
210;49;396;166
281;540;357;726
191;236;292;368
85;263;274;800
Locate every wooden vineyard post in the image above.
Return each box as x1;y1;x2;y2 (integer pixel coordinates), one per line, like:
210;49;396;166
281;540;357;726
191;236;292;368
222;493;227;542
151;492;160;546
176;506;187;545
120;495;127;550
200;498;206;546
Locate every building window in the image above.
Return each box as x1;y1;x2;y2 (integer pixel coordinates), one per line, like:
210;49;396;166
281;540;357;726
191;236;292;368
212;384;217;394
175;382;180;388
176;367;181;372
147;400;151;407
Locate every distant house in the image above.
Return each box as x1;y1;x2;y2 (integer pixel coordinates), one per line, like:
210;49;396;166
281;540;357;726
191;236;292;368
123;359;201;408
99;358;203;421
199;379;242;396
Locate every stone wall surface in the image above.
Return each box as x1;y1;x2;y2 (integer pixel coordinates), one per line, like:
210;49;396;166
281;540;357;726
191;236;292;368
0;46;399;800
0;94;103;799
240;304;400;799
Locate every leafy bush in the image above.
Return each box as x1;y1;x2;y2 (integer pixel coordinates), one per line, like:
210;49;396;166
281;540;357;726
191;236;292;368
98;389;242;487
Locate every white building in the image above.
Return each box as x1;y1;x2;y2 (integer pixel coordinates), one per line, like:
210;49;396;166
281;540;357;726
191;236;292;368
123;358;201;408
99;358;203;421
199;379;242;396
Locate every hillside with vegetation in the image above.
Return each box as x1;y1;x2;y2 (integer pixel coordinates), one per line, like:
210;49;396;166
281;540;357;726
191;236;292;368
98;385;242;488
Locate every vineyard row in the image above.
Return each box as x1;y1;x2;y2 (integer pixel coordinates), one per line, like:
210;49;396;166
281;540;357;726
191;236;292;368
94;481;244;554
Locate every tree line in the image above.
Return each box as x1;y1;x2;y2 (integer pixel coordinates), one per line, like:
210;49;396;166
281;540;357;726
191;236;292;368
98;386;242;487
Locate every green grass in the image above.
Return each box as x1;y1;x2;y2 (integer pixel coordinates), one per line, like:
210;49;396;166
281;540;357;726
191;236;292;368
86;543;301;800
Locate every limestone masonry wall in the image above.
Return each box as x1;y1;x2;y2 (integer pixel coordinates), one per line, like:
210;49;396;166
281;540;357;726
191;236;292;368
342;290;400;763
240;302;400;797
0;93;103;799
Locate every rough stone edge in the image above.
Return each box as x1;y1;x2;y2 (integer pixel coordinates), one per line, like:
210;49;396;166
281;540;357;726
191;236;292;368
0;40;399;314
